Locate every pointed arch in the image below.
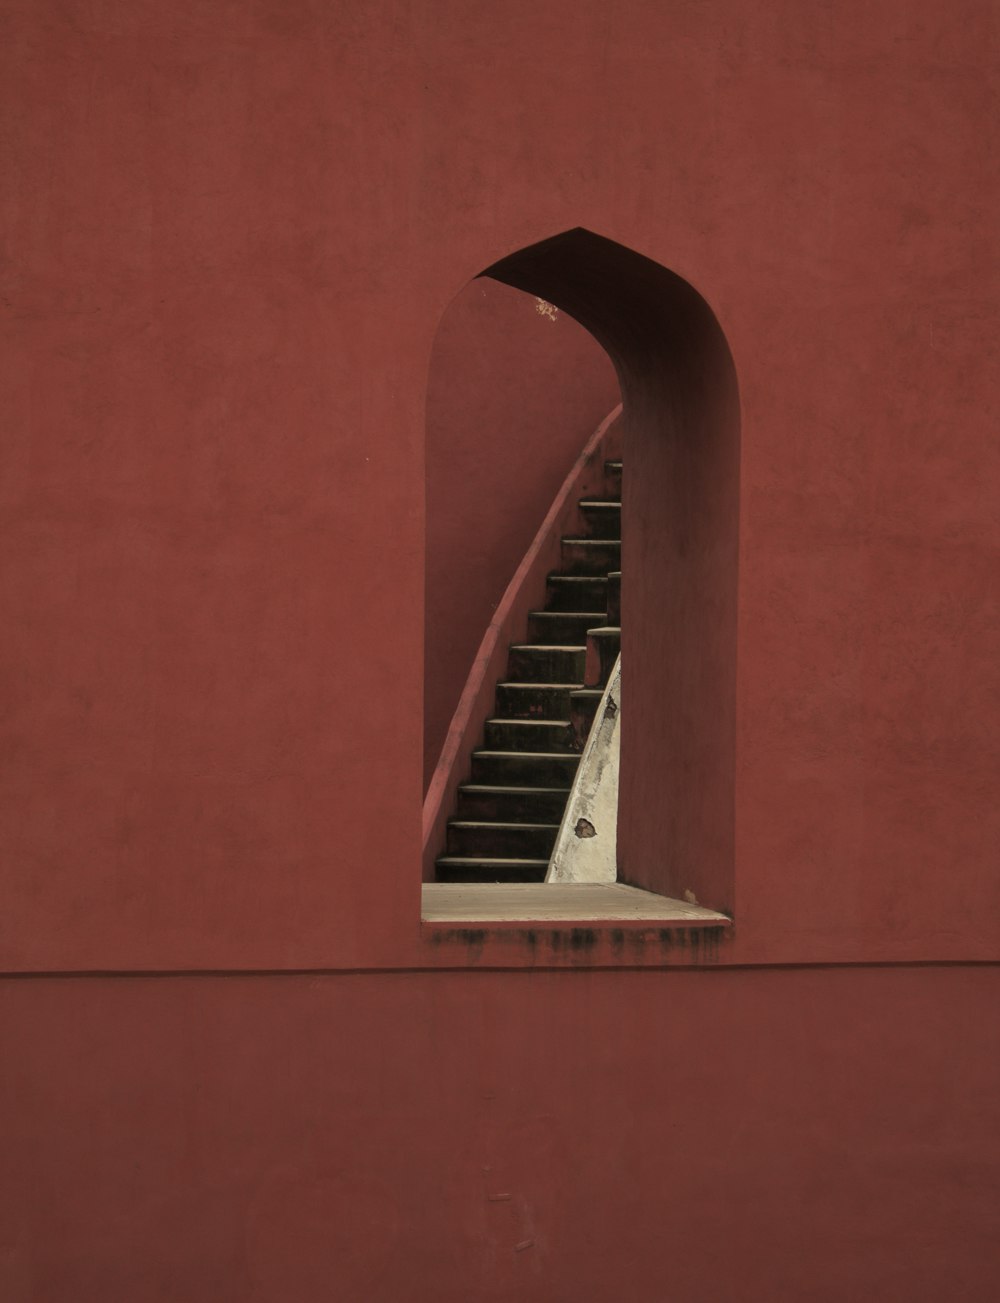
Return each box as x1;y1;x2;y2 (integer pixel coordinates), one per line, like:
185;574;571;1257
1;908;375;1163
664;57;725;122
482;228;740;913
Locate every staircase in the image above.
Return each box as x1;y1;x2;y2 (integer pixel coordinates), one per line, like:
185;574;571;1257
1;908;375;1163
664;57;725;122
435;459;623;883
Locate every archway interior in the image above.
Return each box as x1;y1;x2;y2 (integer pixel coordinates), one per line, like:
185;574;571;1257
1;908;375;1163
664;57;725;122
424;276;619;792
484;229;740;913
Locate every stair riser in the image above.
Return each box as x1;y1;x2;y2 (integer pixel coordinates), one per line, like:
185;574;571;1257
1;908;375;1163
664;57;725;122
607;572;621;625
507;645;585;683
545;576;609;612
446;824;558;857
436;861;548;884
579;502;622;539
494;684;574;718
585;629;621;689
471;753;580;786
527;612;606;643
569;690;602;744
457;787;571;822
484;720;579;752
560;540;621;576
605;462;622;497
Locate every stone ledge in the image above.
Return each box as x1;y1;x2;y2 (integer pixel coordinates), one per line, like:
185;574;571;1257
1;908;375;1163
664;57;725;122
422;882;729;925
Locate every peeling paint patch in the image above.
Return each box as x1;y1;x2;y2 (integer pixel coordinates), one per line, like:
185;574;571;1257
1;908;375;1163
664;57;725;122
534;297;558;321
574;817;597;839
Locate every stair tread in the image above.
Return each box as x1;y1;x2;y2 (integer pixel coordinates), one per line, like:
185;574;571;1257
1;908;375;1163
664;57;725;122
448;821;561;830
496;684;583;694
578;499;622;507
486;716;571;726
459;784;573;794
437;856;551;866
529;610;607;619
509;643;586;652
562;537;621;544
472;749;580;759
588;626;621;635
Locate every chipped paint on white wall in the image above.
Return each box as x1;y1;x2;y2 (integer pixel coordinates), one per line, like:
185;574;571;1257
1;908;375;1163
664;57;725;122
546;656;620;884
534;297;558;321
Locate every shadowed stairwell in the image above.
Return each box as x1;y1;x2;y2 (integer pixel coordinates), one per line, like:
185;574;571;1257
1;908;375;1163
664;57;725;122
435;459;623;883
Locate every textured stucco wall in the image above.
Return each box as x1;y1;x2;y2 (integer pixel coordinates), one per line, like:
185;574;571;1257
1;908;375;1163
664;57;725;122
2;1;997;1296
2;966;998;1302
2;0;995;970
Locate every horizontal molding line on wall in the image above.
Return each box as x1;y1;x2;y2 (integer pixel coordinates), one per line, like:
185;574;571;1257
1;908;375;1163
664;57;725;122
2;960;998;981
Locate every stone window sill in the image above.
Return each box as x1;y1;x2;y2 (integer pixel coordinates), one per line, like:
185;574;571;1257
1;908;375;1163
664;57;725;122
421;882;728;926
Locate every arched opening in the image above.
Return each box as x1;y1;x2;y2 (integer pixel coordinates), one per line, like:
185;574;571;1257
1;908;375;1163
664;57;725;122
427;228;740;915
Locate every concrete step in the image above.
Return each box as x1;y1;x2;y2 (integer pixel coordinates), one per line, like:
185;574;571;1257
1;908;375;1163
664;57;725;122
578;499;622;539
585;626;621;689
457;784;572;822
605;459;622;498
560;537;621;576
494;682;575;719
527;610;608;643
446;820;559;857
607;571;621;625
507;644;585;684
435;856;550;884
471;750;580;786
484;717;579;752
545;574;609;612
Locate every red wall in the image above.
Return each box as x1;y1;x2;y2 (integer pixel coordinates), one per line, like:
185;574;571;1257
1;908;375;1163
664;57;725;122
2;0;998;1296
425;279;618;787
2;967;998;1301
3;0;996;972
